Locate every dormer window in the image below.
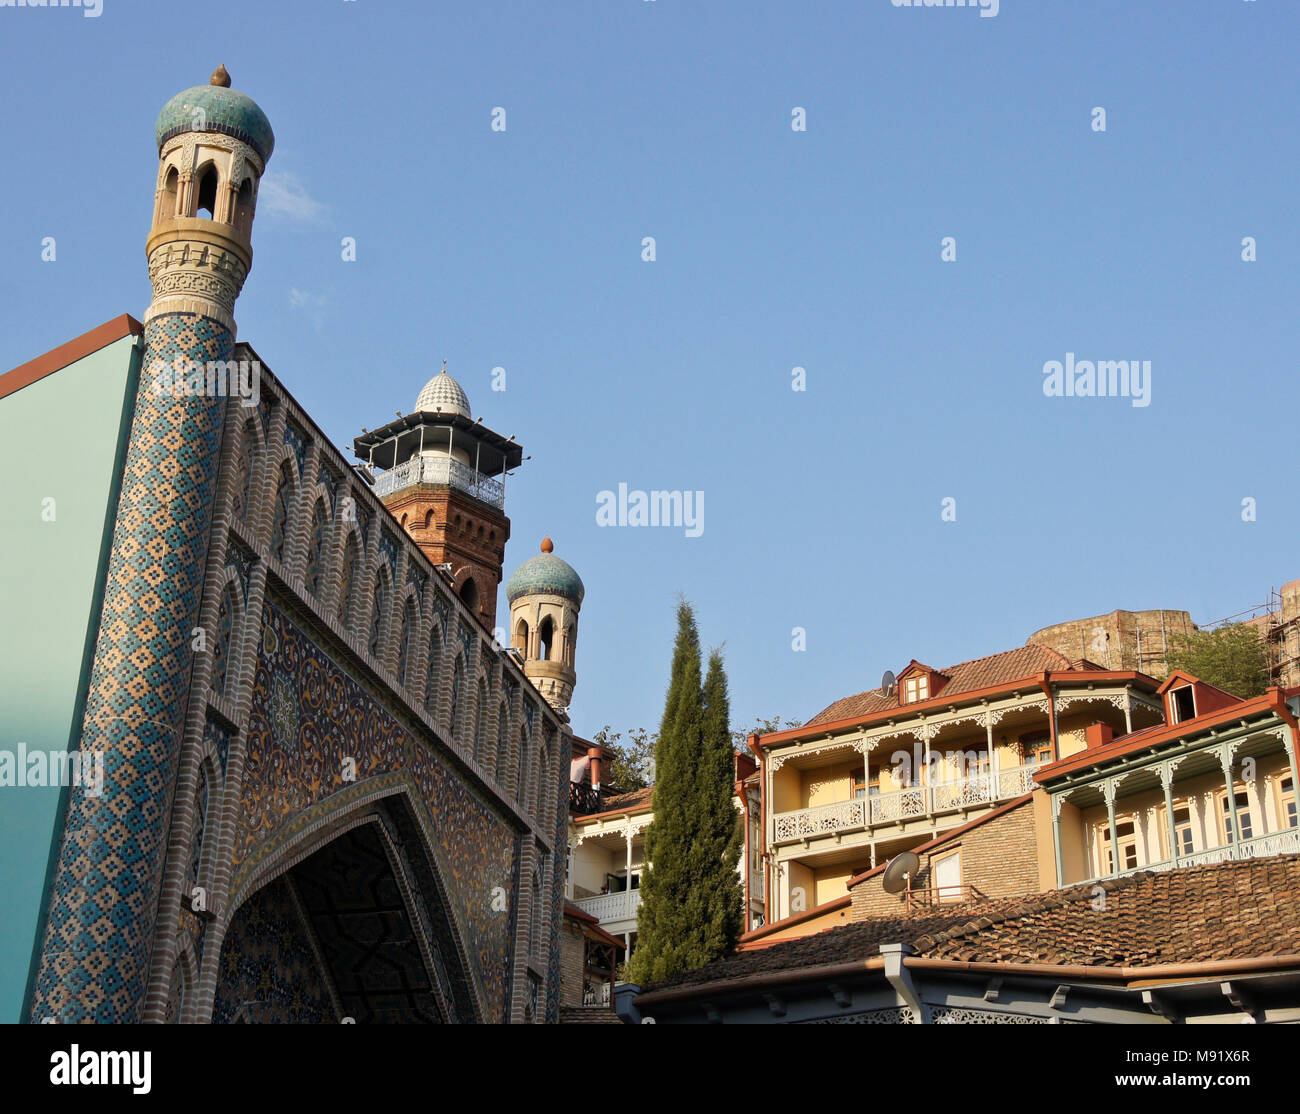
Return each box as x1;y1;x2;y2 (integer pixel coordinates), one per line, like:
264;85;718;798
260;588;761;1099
903;674;929;703
1171;685;1196;723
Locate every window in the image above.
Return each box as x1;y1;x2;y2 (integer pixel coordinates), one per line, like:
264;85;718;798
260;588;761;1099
449;654;465;739
932;851;961;903
1021;733;1052;765
231;424;254;520
305;500;327;596
474;678;487;756
1173;805;1195;856
539;616;554;661
396;600;415;687
851;769;880;800
1171;686;1196;724
424;626;442;716
1221;791;1254;844
337;536;358;624
517;727;530;804
1280;777;1297;830
211;585;237;697
903;674;929;703
459;577;479;614
232;177;255;235
159;166;180;221
1102;820;1139;874
369;571;389;659
269;463;293;562
195;164;218;219
495;703;509;774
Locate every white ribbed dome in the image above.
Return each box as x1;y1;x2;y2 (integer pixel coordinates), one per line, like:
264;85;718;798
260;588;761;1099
415;369;471;417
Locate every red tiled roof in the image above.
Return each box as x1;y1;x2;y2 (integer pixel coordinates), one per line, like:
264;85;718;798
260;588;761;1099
1035;688;1294;783
573;785;655;823
645;854;1300;992
805;644;1076;726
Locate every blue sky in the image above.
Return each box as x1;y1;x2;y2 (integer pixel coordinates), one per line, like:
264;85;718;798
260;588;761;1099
3;0;1298;740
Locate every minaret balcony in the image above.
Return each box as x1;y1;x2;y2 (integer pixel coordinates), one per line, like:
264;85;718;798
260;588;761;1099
373;454;505;510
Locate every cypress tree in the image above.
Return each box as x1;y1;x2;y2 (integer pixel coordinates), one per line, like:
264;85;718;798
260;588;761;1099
628;603;743;984
699;648;744;955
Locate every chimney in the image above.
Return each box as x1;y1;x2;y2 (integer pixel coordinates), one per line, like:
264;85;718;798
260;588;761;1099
588;746;603;790
1085;722;1115;750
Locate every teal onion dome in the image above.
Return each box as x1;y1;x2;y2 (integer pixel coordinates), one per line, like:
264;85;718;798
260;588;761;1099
507;538;585;606
155;66;275;162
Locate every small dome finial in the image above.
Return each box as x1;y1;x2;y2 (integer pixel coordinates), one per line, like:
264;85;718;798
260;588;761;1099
210;64;231;88
541;536;554;554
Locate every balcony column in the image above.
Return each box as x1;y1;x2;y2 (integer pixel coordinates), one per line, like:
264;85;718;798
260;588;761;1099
1282;727;1300;827
861;739;874;826
1103;780;1119;877
624;823;634;888
1051;794;1064;888
1220;745;1241;851
985;718;997;798
1160;763;1178;867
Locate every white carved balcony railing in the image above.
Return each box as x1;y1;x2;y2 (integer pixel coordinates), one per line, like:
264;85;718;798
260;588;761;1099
771;766;1040;844
372;455;506;510
772;799;866;841
1085;826;1300;882
870;787;927;825
573;888;641;925
997;765;1039;798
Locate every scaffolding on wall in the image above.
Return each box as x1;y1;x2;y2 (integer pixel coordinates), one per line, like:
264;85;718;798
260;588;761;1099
1201;588;1300;689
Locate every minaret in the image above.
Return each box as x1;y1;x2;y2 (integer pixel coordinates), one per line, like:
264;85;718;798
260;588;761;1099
144;62;271;335
506;537;585;713
355;365;521;629
29;67;272;1023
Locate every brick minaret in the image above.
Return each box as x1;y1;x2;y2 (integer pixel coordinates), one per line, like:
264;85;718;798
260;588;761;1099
355;365;522;631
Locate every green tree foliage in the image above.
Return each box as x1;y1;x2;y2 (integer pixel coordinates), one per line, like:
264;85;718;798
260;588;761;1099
627;601;743;985
730;714;802;750
1166;623;1270;699
590;725;656;792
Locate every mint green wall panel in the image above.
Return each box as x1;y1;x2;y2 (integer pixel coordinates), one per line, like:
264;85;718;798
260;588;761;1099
0;333;140;1022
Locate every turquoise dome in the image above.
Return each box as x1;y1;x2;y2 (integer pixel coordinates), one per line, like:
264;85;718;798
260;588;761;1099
155;81;274;162
507;541;585;606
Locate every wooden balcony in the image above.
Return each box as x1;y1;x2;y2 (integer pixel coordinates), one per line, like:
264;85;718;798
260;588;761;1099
771;766;1037;845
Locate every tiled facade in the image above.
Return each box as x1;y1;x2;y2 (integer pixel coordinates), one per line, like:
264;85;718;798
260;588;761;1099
24;73;571;1024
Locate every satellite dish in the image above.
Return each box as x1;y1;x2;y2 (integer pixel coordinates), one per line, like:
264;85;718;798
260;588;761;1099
882;851;921;894
881;670;897;698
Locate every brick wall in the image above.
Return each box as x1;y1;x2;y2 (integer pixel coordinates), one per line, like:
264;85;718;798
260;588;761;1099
560;920;586;1006
849;798;1042;919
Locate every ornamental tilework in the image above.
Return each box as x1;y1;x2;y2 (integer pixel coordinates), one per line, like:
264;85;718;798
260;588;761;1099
236;595;521;1020
29;313;232;1024
211;877;335;1024
378;530;399;579
283;420;308;479
318;465;339;513
225;543;254;605
206;717;231;778
406;562;427;596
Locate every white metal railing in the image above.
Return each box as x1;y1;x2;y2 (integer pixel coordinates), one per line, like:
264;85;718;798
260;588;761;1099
573;888;641;925
771;765;1039;844
371;455;505;509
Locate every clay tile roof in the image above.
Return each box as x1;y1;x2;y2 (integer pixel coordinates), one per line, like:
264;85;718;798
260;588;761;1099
645;854;1300;992
600;785;655;812
805;643;1074;726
